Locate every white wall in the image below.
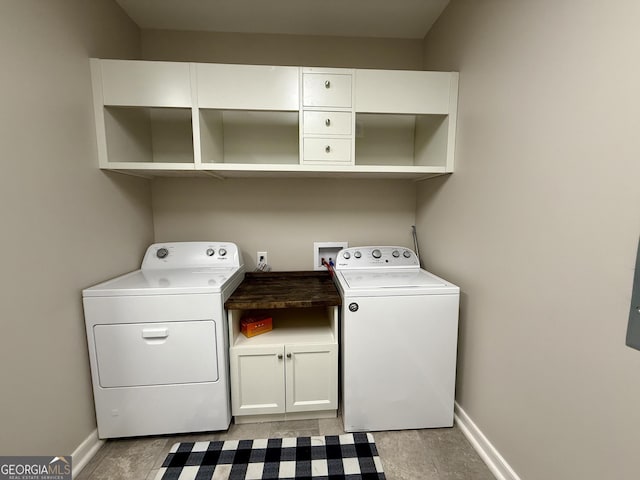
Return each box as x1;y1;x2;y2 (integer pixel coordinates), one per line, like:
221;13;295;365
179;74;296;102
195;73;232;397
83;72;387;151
153;178;417;271
142;29;424;69
418;1;640;479
0;0;152;455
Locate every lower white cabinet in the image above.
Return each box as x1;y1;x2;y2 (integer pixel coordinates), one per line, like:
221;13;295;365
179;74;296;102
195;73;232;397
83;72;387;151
228;307;338;422
230;343;338;416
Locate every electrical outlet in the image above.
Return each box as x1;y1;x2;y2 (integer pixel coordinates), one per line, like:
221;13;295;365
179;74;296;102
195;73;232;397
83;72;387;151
257;251;268;265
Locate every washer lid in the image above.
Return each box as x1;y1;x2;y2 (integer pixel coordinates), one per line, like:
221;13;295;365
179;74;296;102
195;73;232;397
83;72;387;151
338;268;459;294
83;267;242;297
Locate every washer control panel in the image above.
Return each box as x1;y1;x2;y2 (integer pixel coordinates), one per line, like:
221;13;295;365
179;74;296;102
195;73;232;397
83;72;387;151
141;242;243;270
335;246;419;269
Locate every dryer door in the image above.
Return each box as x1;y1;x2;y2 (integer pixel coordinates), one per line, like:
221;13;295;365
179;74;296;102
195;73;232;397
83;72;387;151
94;320;218;387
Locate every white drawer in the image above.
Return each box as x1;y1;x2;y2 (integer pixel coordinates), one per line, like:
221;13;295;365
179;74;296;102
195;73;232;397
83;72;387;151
303;111;352;135
303;138;352;163
303;73;352;108
93;321;218;388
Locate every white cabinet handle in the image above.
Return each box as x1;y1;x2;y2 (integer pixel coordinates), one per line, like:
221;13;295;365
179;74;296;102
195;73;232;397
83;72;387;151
324;80;331;88
325;118;331;127
287;353;292;359
277;354;283;359
141;328;168;339
325;145;331;153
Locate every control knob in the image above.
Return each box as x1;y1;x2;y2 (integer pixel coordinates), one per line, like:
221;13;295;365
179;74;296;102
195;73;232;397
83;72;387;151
156;247;169;259
372;249;382;259
343;251;351;259
206;248;215;257
392;250;400;258
218;248;227;256
354;251;362;259
403;250;412;258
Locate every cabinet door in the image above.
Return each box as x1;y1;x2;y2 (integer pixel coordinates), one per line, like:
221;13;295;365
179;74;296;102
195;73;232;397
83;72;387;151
197;64;299;110
355;70;453;114
285;344;338;413
230;346;285;416
94;321;218;388
98;60;192;107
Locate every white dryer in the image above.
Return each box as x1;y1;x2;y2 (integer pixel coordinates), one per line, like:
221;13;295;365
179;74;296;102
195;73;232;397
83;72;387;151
82;242;244;439
334;246;459;432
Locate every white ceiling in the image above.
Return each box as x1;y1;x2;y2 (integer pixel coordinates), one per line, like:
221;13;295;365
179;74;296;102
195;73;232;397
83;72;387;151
115;0;450;39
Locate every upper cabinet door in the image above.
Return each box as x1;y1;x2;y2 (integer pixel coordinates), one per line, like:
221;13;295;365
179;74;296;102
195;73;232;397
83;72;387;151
355;70;454;114
197;64;299;110
99;60;193;107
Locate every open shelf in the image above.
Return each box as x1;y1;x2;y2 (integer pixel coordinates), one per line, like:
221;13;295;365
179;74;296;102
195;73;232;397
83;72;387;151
199;110;299;165
103;106;193;164
230;307;336;348
355;113;449;168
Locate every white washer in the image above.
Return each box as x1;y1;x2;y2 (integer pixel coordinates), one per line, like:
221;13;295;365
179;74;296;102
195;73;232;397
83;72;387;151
82;242;244;439
334;246;459;432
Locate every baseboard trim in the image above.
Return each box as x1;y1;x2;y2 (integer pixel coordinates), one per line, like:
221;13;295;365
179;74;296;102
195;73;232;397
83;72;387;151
71;429;104;479
454;402;521;480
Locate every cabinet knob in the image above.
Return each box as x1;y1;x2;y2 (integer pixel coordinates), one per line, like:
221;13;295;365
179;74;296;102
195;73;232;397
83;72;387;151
277;354;283;359
325;145;331;154
287;353;292;359
325;118;331;127
324;80;331;89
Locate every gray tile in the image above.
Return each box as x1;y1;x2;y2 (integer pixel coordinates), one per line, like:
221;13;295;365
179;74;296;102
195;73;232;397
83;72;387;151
79;419;496;480
221;421;272;440
418;426;495;480
145;468;160;480
269;419;320;438
152;432;223;469
85;437;168;480
374;430;440;480
75;441;113;480
318;416;346;436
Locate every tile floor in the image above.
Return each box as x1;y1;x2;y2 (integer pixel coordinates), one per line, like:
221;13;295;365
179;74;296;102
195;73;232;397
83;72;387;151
76;417;495;479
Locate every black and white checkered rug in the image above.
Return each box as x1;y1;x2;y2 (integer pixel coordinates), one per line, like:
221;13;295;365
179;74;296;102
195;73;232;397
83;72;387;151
155;432;386;480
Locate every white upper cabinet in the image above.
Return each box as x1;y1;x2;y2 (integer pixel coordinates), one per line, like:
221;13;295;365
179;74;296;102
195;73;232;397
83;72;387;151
89;59;459;179
98;60;192;107
354;70;459;173
355;70;455;114
196;64;299;110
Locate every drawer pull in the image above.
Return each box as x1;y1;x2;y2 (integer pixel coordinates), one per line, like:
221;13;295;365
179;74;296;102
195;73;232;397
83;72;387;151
324;80;331;89
325;118;331;127
325;145;331;153
141;328;168;339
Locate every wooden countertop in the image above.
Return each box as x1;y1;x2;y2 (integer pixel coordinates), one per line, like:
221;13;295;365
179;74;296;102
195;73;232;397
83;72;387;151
225;271;342;310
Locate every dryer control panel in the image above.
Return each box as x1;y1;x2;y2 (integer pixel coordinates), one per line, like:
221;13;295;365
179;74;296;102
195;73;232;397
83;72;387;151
141;242;243;270
335;246;419;269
